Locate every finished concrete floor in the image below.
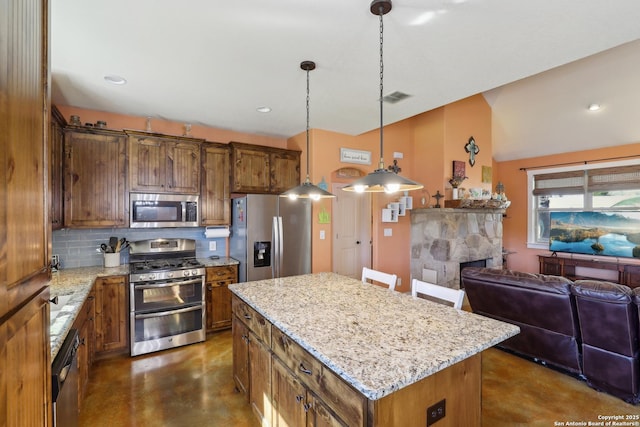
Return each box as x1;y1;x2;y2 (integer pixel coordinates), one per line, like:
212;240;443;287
79;330;637;427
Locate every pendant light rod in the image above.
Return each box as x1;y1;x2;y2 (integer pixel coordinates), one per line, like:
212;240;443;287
342;0;423;193
280;61;335;200
302;60;315;181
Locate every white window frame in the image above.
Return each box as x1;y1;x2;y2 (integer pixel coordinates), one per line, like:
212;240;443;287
527;158;640;250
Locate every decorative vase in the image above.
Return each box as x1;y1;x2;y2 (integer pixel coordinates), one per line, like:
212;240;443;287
452;188;459;200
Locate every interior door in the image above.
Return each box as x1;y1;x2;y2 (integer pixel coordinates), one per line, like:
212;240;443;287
332;183;371;278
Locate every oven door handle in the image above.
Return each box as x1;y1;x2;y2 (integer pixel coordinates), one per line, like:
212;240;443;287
134;278;203;289
134;304;202;319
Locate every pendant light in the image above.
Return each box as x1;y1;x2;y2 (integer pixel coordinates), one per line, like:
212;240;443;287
281;61;336;200
343;0;423;194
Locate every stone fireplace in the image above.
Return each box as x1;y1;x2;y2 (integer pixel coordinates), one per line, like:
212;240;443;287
410;208;504;289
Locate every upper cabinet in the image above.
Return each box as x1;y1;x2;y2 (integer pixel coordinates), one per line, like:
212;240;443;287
50;106;66;230
201;143;231;225
230;142;300;194
64;127;128;228
128;131;202;194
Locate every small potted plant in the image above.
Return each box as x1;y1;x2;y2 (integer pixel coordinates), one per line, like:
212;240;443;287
448;174;468;199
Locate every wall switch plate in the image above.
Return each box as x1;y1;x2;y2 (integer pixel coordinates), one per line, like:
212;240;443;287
383;228;392;237
320;230;326;240
426;399;446;426
209;241;217;251
393;151;404;159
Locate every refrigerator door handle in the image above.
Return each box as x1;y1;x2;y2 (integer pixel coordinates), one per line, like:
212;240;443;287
272;216;278;278
277;216;284;278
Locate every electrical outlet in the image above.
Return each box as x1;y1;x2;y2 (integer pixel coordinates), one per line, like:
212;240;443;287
426;399;446;426
209;241;217;251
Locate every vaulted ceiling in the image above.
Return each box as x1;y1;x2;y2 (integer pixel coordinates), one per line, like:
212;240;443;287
51;1;640;161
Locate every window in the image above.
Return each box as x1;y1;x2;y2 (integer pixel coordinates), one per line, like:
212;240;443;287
527;161;640;248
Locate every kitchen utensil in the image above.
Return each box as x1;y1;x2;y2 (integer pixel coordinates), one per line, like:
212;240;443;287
100;243;110;253
109;236;118;252
115;239;122;253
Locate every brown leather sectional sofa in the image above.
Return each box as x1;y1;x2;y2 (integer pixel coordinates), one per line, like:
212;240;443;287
461;267;640;404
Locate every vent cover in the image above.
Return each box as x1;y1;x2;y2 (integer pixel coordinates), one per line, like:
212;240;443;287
383;91;411;104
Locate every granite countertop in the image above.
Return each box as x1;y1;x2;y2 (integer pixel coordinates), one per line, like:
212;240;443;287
49;256;239;359
229;272;520;401
49;265;129;359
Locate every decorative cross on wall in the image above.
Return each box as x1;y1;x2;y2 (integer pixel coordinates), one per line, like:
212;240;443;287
464;136;480;166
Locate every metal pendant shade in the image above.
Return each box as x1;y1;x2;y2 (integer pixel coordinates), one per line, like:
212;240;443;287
281;61;336;200
342;0;423;194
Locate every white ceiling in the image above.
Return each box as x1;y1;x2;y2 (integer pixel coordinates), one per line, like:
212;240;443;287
50;1;640;162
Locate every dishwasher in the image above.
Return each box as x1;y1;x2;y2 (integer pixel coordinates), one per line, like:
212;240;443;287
52;329;79;427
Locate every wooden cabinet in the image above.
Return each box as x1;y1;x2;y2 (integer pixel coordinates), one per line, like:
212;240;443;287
94;276;129;355
205;265;238;332
1;0;51;424
539;255;640;289
128;132;202;194
232;296;273;425
201;143;231;225
230;142;300;194
73;289;95;412
232;317;250;399
232;295;363;427
50;106;65;230
1;288;51;427
64;127;128;228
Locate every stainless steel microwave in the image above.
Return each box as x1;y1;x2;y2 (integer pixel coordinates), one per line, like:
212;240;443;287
130;193;199;228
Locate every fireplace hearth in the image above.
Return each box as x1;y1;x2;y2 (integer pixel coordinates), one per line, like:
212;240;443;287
410;208;503;289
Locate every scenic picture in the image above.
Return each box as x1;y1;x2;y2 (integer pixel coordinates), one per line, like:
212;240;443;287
549;211;640;258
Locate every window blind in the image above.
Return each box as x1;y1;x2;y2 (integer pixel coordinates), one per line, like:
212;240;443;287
587;165;640;191
533;171;585;196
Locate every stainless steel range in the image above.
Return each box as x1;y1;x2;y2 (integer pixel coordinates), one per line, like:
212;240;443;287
129;238;205;356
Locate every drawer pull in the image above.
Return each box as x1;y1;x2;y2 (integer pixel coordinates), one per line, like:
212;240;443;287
303;403;312;412
243;313;251;320
296;394;304;403
299;363;312;375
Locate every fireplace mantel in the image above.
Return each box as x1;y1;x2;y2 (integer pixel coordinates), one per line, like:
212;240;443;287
410;208;504;289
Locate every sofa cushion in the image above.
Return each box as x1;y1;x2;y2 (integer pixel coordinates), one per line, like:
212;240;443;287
571;280;638;356
582;344;639;404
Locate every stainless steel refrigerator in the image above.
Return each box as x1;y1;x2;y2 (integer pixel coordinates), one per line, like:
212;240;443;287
230;194;311;282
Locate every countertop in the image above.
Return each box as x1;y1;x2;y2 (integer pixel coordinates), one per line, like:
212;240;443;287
229;272;520;401
49;256;238;359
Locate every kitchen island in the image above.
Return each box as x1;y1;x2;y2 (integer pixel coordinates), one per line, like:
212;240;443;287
229;272;520;427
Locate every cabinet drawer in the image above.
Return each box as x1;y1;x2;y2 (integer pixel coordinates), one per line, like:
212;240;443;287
272;328;365;426
206;265;238;282
232;296;271;346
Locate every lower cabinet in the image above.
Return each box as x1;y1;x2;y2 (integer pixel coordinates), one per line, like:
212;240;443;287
206;265;238;332
94;275;129;355
73;289;95;412
232;295;363;427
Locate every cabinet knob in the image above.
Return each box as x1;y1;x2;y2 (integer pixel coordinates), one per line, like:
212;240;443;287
299;363;312;376
356;241;361;245
296;395;304;403
207;285;213;291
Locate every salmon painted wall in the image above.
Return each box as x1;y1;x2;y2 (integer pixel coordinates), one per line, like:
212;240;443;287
496;142;640;274
443;95;493;198
56;105;288;148
300;95;491;291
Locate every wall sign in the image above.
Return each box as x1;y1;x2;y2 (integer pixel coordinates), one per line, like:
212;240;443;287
340;148;372;165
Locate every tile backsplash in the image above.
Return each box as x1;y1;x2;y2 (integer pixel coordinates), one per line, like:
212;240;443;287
52;227;227;269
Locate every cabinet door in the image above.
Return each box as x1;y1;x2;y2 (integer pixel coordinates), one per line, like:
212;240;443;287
270;150;301;194
250;334;272;425
64;129;127;227
166;141;201;193
129;135;167;192
74;290;95;411
95;276;128;354
201;144;230;225
206;265;237;331
2;287;50;427
232;316;250;399
308;393;346;427
232;145;271;193
50;107;65;230
272;357;306;427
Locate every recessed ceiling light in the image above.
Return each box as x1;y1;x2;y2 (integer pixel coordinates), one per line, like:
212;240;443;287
256;106;271;113
587;103;601;111
104;75;127;85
